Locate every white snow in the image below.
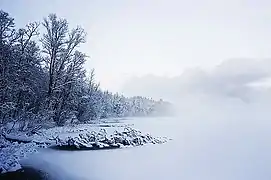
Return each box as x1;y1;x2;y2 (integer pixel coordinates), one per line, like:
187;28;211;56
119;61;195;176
0;135;39;173
0;120;168;174
20;116;271;180
53;126;167;149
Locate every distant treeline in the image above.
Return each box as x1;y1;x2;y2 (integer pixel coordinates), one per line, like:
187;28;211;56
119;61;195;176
0;10;172;127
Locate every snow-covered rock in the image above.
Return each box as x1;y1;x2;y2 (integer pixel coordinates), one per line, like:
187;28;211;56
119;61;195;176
0;124;170;174
54;127;168;150
0;135;39;174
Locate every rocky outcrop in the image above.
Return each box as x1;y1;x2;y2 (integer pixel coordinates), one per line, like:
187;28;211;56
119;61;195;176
53;127;168;150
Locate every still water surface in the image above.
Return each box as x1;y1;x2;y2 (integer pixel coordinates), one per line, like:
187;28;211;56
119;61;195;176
24;116;271;180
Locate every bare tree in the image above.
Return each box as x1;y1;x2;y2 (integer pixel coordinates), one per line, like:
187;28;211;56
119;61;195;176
86;68;100;94
0;10;45;126
17;22;40;54
0;10;15;103
0;10;16;46
41;14;87;125
41;14;68;96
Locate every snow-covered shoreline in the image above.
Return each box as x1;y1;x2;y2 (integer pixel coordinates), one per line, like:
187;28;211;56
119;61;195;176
0;123;169;174
0;136;39;174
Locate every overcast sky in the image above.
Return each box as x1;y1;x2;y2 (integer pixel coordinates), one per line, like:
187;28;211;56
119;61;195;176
2;0;271;95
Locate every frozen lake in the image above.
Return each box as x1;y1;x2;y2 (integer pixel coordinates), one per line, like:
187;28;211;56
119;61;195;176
23;115;271;180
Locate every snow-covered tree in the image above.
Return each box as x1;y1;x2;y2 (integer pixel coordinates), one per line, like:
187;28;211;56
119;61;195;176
0;9;173;128
76;69;102;122
41;14;87;125
0;10;46;126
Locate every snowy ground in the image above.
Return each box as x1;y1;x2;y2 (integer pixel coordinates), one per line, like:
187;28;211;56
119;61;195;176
0;136;39;173
0;119;168;174
18;115;271;180
2;112;271;180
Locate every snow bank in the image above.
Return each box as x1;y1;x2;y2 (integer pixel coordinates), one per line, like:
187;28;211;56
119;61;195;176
0;123;169;174
54;127;168;150
0;135;39;173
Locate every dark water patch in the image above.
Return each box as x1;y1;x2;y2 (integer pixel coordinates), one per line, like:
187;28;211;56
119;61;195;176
96;123;134;127
0;167;51;180
96;124;111;127
50;144;121;151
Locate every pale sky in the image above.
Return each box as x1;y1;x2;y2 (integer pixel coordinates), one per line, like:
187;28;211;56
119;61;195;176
2;0;271;93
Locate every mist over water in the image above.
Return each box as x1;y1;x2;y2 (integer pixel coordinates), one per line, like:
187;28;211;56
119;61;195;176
17;58;271;180
122;58;271;102
2;1;271;179
118;58;271;179
174;97;271;180
28;100;271;180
